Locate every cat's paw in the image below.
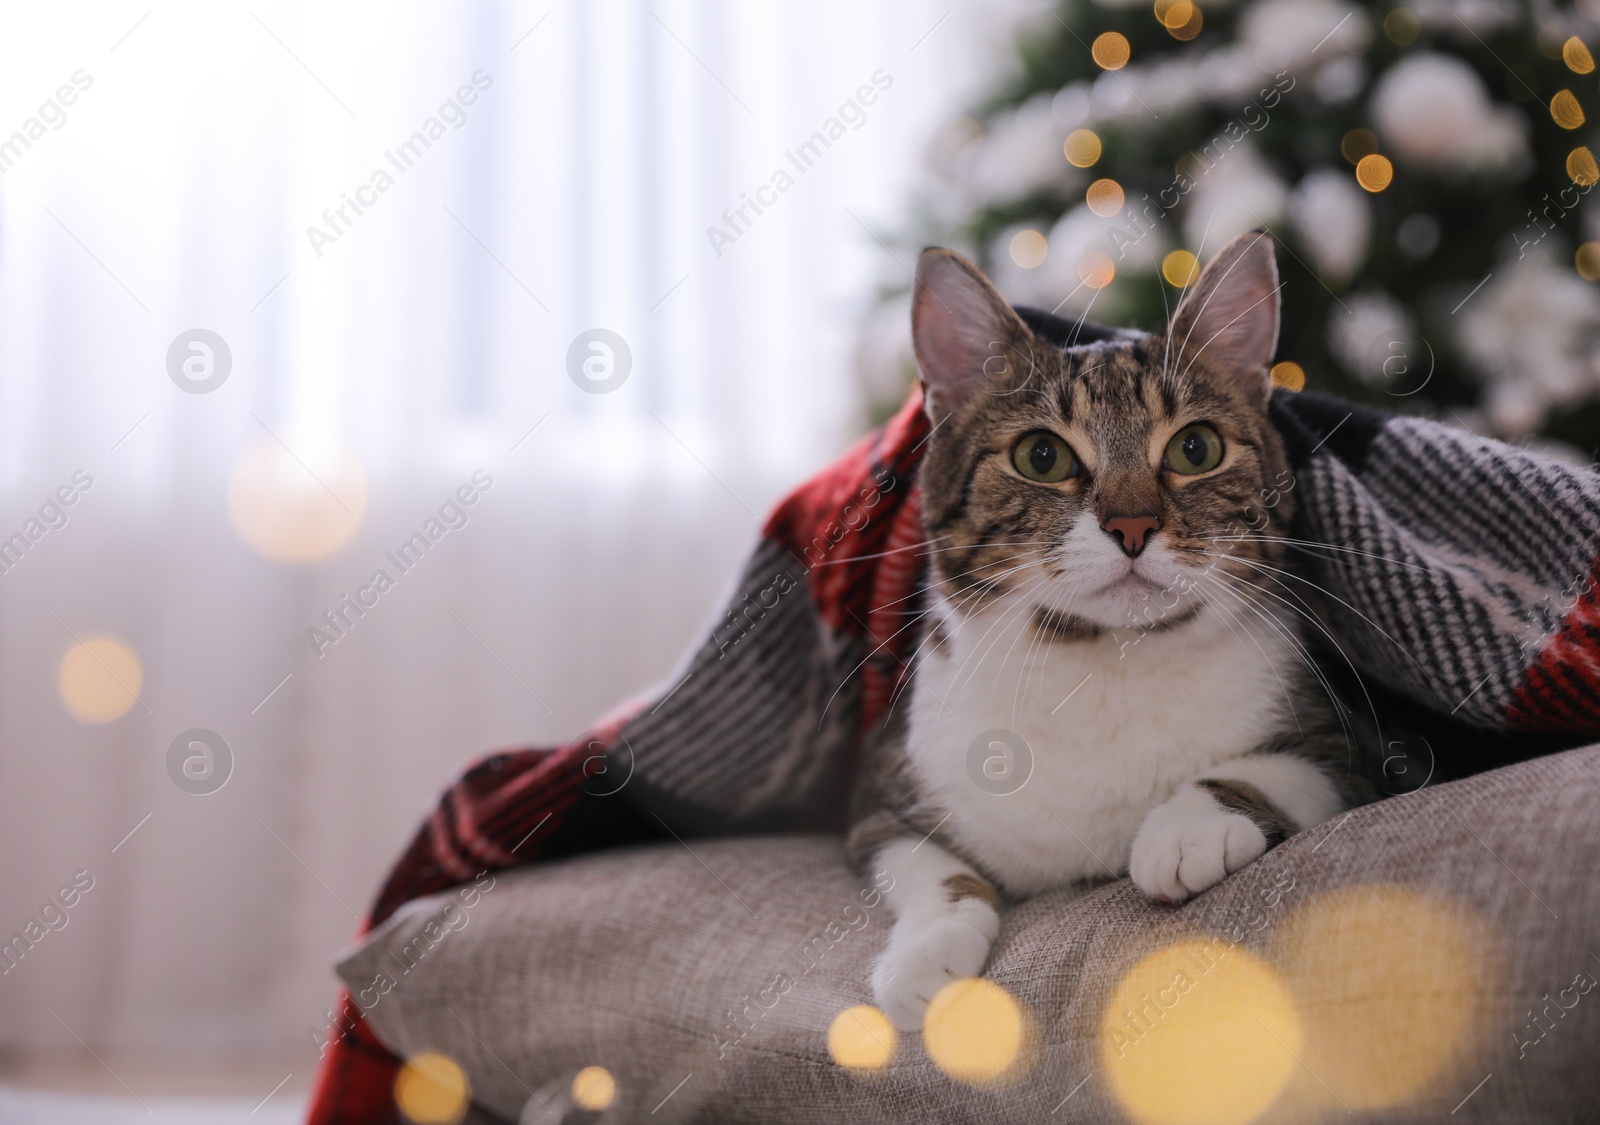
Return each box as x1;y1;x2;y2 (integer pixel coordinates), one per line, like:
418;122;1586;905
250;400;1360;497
1130;788;1267;904
870;902;1000;1031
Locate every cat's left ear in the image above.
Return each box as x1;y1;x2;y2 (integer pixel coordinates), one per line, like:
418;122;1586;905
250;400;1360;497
1167;229;1280;406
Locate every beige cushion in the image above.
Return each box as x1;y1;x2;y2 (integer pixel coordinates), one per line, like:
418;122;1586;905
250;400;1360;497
339;746;1600;1123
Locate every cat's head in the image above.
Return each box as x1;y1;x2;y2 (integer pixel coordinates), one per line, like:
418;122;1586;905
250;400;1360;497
911;229;1293;632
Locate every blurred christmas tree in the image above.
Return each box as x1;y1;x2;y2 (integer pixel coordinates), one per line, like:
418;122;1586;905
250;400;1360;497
860;0;1600;453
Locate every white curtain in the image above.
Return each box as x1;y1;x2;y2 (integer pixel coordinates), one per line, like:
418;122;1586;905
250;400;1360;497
0;0;1028;1083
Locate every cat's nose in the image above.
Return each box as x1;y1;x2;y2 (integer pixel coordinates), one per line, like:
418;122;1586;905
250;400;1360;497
1102;513;1161;558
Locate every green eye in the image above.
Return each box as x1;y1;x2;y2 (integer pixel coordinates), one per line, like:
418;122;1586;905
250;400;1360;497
1165;424;1224;475
1011;431;1078;483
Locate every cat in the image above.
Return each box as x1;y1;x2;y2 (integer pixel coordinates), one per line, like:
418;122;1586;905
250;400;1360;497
846;229;1372;1031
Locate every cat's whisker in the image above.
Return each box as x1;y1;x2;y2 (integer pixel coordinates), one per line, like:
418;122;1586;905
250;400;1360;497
1189;559;1391;750
1198;533;1433;572
1198;550;1446;698
880;555;1057;721
1188;571;1367;776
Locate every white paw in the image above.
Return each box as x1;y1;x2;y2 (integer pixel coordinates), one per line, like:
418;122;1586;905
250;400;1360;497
870;902;999;1031
1130;793;1267;904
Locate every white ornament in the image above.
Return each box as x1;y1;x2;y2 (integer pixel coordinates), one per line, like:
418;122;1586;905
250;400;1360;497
1371;53;1529;171
1289;170;1371;283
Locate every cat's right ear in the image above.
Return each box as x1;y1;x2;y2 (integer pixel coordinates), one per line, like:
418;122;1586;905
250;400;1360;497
911;248;1034;423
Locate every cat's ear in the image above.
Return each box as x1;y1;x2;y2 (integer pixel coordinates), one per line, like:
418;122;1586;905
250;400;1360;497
1167;230;1280;405
911;248;1035;422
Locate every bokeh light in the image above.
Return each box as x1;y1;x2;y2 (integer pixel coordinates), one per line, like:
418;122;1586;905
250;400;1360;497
1092;32;1131;70
1009;229;1049;269
1064;128;1102;168
1161;249;1199;287
923;979;1026;1084
1166;3;1203;40
394;1052;469;1124
1101;940;1300;1125
1275;886;1494;1111
1564;36;1595;74
1384;7;1420;45
1568;146;1599;186
1270;361;1306;391
1355;153;1393;192
827;1004;897;1070
1552;89;1586;129
571;1065;616;1111
228;434;367;565
1340;127;1379;164
1079;251;1116;289
1086;178;1125;217
1577;242;1600;281
59;636;143;724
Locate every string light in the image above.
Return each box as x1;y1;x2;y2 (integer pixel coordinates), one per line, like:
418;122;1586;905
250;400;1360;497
1167;3;1203;40
1161;250;1199;287
1568;146;1599;186
571;1066;616;1111
1576;243;1600;281
1552;89;1586;129
923;979;1026;1084
1101;941;1300;1125
1079;252;1116;289
1064;128;1102;167
1564;36;1595;74
1355;153;1393;192
1092;32;1131;70
1009;229;1049;269
828;1005;897;1069
228;435;367;565
1384;8;1420;45
1086;178;1125;217
59;637;143;724
394;1053;469;1125
1340;128;1380;164
1270;361;1306;391
1275;887;1495;1110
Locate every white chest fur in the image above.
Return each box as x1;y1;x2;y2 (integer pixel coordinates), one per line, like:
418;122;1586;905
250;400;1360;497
905;591;1299;896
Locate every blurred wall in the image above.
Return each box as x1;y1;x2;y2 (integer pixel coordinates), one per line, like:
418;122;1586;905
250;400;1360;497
0;0;1031;1077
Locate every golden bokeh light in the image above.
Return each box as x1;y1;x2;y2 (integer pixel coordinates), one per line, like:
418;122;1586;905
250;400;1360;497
1275;886;1494;1111
1064;128;1103;168
394;1052;469;1125
1079;251;1116;289
1568;146;1600;186
571;1065;616;1111
1167;4;1203;40
1009;229;1049;269
1565;36;1595;74
1161;249;1199;287
1270;361;1306;391
923;979;1026;1085
1384;7;1420;45
1355;153;1393;192
1086;178;1126;217
228;434;367;565
1576;242;1600;281
1102;940;1300;1125
1092;31;1131;70
827;1004;897;1070
1552;89;1586;129
59;636;143;724
1340;127;1379;164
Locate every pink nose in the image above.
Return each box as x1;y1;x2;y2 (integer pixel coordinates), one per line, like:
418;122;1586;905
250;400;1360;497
1102;514;1161;558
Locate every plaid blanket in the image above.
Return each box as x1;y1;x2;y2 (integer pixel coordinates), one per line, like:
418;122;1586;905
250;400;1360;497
307;358;1600;1121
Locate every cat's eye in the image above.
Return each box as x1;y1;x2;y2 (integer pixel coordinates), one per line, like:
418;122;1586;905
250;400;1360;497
1011;431;1078;483
1165;424;1224;475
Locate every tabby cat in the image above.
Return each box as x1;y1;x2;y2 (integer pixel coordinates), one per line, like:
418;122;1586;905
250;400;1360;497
847;230;1370;1030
